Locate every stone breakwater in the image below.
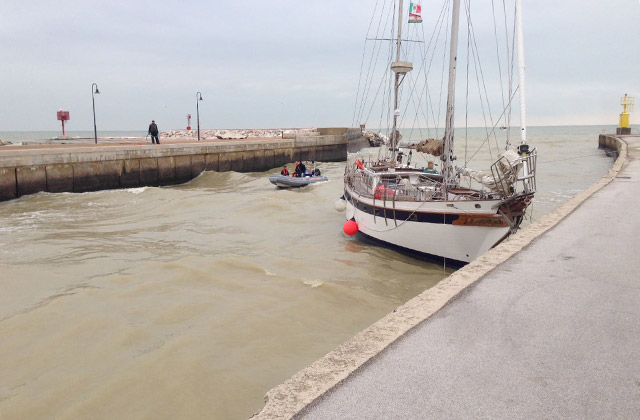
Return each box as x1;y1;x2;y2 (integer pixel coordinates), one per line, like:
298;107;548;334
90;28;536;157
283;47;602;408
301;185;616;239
362;130;389;147
0;130;350;201
159;128;318;140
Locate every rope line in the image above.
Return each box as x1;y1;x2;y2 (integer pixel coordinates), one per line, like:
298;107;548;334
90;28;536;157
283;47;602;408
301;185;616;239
352;0;382;127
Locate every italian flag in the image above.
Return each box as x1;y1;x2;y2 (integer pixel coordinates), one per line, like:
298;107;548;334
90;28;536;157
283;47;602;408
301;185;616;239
409;2;422;23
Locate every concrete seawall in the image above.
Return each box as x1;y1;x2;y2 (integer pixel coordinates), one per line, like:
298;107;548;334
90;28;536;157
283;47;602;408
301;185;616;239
599;133;623;155
0;133;348;202
253;134;627;419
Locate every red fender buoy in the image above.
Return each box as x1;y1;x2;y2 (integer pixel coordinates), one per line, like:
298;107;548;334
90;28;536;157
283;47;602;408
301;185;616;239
355;159;364;170
343;220;358;236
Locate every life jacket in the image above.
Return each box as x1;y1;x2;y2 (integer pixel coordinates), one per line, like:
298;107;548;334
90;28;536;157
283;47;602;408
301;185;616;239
281;168;289;176
374;184;395;199
374;184;386;199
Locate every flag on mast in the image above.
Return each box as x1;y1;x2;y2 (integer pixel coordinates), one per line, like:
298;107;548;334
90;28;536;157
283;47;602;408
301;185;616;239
408;2;422;23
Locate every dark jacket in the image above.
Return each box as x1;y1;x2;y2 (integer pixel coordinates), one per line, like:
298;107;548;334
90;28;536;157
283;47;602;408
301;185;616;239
148;123;159;135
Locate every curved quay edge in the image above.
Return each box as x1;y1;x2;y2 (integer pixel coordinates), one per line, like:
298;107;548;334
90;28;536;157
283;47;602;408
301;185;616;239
252;136;627;420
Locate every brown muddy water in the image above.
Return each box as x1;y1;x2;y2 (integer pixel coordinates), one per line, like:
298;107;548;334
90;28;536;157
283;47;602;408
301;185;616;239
0;126;614;419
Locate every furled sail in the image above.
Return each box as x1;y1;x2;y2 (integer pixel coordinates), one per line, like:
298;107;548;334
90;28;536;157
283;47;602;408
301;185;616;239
459;150;522;193
408;138;444;156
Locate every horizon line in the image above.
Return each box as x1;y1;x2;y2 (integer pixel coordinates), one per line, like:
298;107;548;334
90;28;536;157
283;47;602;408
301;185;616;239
1;123;639;132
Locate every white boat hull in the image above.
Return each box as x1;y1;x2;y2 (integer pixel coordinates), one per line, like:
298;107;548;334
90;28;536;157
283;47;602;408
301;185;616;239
344;191;510;264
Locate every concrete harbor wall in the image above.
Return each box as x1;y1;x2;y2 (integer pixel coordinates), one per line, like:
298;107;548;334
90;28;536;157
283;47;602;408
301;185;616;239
599;133;622;156
0;133;348;202
343;128;371;153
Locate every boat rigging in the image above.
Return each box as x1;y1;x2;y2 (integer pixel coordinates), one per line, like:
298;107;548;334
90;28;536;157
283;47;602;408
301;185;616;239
342;0;537;265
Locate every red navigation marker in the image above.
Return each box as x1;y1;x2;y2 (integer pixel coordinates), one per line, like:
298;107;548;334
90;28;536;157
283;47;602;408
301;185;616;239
56;110;70;136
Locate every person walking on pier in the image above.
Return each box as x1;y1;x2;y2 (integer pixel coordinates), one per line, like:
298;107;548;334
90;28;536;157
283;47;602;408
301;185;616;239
148;120;160;144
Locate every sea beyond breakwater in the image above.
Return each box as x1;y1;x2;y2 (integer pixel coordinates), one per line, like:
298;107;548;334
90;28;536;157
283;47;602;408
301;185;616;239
0;125;617;419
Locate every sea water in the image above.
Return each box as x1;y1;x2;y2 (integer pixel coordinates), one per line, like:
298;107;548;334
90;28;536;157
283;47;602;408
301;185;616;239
0;126;617;419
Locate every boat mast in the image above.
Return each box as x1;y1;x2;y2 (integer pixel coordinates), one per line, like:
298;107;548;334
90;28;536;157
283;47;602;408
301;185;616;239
391;0;405;164
515;0;527;144
442;0;461;187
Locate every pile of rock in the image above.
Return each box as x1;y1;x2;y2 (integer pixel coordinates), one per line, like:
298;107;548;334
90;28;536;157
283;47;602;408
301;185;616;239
363;130;389;147
158;128;318;140
0;138;11;146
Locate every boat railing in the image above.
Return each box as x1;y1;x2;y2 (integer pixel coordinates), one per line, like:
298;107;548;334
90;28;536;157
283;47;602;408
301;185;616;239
490;148;537;198
346;168;374;197
346;165;446;202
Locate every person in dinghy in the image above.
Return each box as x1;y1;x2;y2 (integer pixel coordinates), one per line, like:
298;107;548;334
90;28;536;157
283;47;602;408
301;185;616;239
269;161;327;188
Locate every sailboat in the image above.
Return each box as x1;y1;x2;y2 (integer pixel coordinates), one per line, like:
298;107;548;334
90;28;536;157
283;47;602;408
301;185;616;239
343;0;537;265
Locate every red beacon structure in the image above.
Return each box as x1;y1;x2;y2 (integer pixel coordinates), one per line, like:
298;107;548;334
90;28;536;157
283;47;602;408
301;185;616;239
57;109;70;136
186;114;192;131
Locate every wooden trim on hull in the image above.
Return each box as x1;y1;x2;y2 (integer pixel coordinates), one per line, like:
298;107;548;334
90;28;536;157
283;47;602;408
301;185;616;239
452;214;509;227
499;193;534;218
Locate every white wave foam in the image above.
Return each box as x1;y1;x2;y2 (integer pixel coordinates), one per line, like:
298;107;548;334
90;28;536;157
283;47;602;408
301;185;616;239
301;278;323;288
126;187;149;194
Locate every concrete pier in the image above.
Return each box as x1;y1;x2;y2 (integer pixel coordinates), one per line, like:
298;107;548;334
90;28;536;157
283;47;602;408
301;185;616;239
0;130;355;201
254;135;638;419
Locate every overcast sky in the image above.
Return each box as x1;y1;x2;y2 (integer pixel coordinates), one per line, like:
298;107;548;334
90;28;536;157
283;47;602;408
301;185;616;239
1;0;639;131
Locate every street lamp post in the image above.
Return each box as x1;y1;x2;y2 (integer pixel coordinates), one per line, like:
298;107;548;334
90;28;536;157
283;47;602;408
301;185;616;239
91;83;100;144
196;91;203;141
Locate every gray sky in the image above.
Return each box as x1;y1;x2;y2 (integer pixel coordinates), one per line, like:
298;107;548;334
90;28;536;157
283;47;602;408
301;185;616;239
0;0;639;131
